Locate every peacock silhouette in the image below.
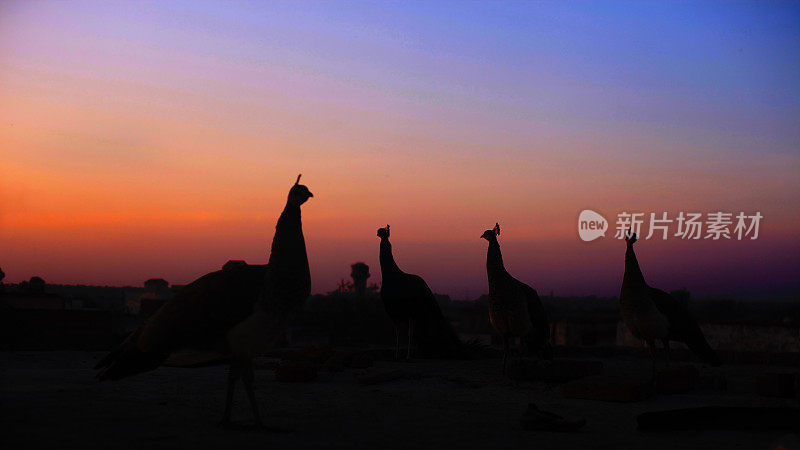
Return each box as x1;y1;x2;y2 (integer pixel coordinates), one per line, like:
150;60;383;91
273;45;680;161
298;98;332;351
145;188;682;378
95;174;313;427
482;223;552;375
620;229;720;382
377;225;477;360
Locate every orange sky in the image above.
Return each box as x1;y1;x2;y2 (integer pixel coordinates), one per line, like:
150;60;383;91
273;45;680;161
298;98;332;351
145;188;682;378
1;2;799;298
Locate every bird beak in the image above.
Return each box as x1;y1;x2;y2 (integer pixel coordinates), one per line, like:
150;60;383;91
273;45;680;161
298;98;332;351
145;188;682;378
308;192;314;198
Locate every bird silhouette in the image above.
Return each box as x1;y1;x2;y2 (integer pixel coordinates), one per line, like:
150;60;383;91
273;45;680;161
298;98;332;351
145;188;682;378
377;225;471;359
95;175;313;427
481;223;552;375
620;230;720;381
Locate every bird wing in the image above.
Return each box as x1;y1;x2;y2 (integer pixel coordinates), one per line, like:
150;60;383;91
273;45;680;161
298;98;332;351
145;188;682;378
649;286;720;365
405;273;467;358
137;264;268;354
407;274;442;315
647;287;693;338
520;281;547;327
409;274;434;298
518;279;551;351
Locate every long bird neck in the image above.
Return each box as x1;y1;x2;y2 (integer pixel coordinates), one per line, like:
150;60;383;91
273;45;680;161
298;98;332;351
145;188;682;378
486;239;506;279
268;203;310;279
623;243;646;288
379;239;402;278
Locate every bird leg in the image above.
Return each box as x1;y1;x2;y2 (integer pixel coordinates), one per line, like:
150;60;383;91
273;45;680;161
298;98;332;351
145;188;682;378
662;339;671;367
394;326;402;360
502;335;509;376
241;359;263;427
406;319;415;360
220;362;242;427
646;339;657;384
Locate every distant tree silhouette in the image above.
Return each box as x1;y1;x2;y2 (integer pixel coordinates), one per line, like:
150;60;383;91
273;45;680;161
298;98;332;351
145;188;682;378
330;278;352;295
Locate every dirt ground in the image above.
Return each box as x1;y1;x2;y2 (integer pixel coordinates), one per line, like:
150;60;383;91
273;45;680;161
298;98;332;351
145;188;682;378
2;351;798;450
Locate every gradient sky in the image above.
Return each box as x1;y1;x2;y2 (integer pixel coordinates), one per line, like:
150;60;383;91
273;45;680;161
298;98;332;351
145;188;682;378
1;1;799;299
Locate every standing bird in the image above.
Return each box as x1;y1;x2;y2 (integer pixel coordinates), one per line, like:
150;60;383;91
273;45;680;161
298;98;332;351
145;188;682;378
620;230;720;382
481;223;552;375
377;225;467;359
95;175;313;427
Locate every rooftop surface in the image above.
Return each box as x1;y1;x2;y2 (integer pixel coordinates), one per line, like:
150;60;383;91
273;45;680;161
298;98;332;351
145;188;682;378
2;351;798;449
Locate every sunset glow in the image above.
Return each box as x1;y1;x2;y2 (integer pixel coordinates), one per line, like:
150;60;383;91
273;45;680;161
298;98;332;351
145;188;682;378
1;1;798;298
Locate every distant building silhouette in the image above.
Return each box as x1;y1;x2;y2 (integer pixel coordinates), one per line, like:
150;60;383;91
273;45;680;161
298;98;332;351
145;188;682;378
124;279;173;317
0;276;116;350
223;260;247;271
29;276;45;293
3;275;64;310
144;278;169;293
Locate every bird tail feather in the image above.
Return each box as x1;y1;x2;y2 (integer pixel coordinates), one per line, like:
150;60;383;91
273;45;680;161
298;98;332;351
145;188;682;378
95;328;167;381
414;303;491;359
524;332;553;360
524;305;553;360
685;331;721;366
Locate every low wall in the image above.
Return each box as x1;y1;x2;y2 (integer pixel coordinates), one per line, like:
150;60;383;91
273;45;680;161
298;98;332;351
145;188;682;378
0;309;118;351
